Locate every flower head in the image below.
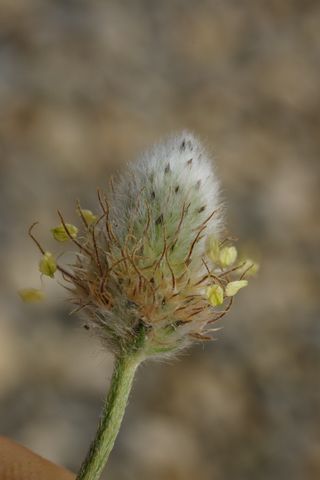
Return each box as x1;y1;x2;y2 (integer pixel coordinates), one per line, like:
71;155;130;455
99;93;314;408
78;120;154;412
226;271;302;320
28;132;256;360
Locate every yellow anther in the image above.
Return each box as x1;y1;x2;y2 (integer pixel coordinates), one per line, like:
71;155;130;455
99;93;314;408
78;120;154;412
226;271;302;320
79;209;97;225
225;280;248;297
39;251;57;278
238;259;259;276
19;288;45;303
207;237;220;263
51;223;78;242
219;246;237;268
206;285;224;306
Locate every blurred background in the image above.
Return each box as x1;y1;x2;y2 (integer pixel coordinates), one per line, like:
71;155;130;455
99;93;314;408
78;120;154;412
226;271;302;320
0;1;319;479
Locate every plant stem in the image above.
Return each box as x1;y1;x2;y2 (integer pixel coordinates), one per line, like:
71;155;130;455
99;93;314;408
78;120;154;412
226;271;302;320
76;354;142;480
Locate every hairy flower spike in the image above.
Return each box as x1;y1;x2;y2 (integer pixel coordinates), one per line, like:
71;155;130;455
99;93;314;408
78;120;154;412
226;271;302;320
29;132;253;360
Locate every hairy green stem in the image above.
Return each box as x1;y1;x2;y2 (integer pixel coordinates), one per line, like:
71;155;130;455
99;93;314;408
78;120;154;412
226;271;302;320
76;354;142;480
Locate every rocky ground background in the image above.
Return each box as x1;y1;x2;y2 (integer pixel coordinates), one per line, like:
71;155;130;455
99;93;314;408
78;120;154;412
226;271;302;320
0;1;319;479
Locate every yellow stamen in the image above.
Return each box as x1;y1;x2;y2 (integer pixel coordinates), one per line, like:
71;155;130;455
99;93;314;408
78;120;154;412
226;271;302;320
219;246;237;268
19;288;45;303
206;285;224;306
51;223;78;242
225;280;248;297
39;251;57;278
79;209;97;225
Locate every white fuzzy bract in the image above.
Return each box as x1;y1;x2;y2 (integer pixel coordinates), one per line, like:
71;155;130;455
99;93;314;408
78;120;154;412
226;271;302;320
111;132;223;259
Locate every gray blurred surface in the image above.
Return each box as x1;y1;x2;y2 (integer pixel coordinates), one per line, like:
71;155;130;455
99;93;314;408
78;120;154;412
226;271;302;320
0;1;319;479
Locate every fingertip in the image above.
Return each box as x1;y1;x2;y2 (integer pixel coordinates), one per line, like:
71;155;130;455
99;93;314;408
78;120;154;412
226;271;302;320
0;436;75;480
